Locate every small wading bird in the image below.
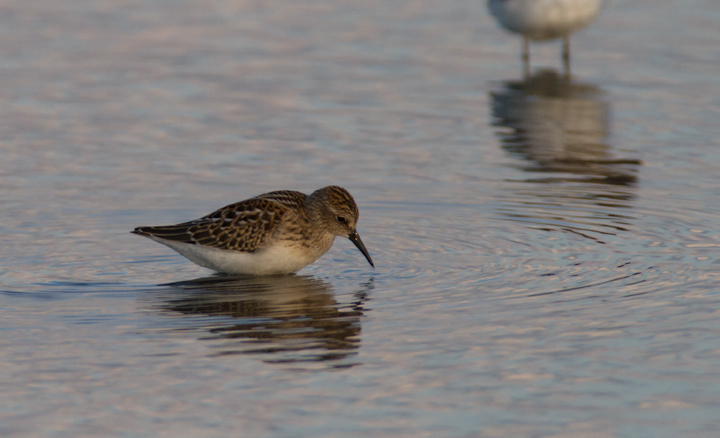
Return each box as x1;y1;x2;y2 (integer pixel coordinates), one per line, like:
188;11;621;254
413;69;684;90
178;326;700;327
488;0;603;76
132;186;374;275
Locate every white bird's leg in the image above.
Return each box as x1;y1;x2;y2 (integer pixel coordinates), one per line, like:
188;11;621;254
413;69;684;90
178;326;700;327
562;36;571;78
522;36;530;78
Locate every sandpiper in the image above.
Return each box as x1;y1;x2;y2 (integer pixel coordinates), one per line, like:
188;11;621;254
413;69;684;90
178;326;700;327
488;0;603;76
132;186;374;275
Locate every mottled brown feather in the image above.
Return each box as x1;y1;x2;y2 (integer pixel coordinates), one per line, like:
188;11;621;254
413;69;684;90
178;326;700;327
133;198;291;252
253;190;307;210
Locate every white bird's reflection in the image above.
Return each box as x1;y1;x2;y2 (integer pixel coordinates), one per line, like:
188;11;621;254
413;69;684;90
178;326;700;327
491;70;641;242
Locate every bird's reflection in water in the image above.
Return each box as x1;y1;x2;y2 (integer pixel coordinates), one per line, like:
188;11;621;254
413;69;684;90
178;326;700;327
490;70;642;241
151;274;371;368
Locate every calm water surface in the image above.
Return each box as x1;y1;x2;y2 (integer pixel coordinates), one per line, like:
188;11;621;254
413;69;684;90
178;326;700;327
2;0;720;437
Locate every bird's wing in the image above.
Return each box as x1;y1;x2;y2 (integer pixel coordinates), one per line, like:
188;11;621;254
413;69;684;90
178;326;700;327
133;198;289;252
253;190;307;210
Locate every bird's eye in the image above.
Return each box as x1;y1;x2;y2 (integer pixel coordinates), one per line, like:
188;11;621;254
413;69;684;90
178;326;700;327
336;215;347;224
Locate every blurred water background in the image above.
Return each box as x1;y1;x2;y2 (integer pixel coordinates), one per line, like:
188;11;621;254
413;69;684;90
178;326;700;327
1;0;720;436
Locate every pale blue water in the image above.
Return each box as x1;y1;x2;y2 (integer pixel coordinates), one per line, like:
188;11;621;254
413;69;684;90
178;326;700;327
2;0;720;437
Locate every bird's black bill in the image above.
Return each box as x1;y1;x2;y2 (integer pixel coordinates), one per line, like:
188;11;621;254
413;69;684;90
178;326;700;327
348;230;374;268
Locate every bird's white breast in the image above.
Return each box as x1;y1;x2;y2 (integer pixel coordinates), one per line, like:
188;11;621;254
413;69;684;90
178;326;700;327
489;0;602;40
148;236;334;275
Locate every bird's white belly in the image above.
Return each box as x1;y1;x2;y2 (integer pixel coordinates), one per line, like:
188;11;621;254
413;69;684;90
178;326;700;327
489;0;602;40
150;236;330;275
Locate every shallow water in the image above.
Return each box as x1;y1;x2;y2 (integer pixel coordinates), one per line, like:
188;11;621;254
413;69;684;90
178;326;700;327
2;0;720;436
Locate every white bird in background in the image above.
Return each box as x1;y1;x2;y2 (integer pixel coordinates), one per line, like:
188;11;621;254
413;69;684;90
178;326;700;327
488;0;603;77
